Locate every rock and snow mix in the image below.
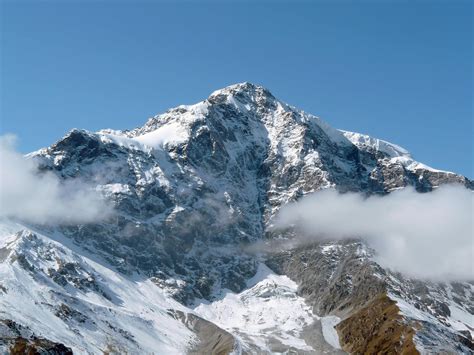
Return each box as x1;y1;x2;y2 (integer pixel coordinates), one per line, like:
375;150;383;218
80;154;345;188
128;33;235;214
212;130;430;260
0;220;195;354
1;82;472;354
0;222;344;354
193;264;319;352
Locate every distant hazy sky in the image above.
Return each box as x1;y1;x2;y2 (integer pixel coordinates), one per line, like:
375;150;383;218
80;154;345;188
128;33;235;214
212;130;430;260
1;1;472;177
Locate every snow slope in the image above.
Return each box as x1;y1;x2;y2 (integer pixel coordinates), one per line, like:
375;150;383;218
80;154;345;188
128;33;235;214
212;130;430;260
193;263;317;353
0;221;344;354
341;130;450;173
192;263;344;353
0;219;195;354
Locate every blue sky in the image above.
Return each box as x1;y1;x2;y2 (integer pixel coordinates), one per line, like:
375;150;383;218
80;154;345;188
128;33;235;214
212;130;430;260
1;1;472;177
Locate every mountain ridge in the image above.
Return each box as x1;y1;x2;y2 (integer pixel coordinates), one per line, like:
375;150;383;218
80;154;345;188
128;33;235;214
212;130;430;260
1;83;472;354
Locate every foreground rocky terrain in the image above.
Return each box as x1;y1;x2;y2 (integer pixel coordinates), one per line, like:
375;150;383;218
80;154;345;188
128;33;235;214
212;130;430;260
1;83;472;354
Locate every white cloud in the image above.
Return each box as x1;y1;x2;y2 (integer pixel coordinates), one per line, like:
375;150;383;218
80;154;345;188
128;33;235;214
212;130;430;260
275;185;473;281
0;134;112;224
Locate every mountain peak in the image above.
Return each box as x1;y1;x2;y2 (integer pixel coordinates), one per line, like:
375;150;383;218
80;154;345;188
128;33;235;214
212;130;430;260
209;82;275;101
11;83;473;355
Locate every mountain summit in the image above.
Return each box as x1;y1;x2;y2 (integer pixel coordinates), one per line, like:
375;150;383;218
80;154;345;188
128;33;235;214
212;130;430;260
1;84;472;354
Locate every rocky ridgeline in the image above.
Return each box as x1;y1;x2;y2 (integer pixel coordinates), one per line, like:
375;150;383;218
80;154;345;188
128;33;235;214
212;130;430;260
31;83;471;300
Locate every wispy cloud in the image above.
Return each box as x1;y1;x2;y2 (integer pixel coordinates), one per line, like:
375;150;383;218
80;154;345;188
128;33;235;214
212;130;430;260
0;134;113;224
275;185;473;281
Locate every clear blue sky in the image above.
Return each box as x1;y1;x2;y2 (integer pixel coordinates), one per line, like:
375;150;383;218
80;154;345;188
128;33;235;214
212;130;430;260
1;1;472;177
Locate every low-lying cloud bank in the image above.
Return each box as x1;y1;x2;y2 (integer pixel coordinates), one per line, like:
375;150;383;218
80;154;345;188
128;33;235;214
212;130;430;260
275;185;473;281
0;135;112;224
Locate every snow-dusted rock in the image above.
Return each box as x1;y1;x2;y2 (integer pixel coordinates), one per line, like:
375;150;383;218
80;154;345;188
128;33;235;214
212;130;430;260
2;82;472;354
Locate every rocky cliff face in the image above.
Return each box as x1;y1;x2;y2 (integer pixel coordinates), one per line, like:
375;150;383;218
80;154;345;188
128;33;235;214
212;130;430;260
1;83;472;354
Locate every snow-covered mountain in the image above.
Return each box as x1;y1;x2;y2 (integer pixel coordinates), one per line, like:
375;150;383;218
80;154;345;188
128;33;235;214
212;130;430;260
1;83;472;354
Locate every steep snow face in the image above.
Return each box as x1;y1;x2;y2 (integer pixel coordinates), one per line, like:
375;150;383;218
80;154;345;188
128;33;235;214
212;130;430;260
134;122;189;149
193;263;343;354
0;220;195;354
193;263;316;352
341;130;410;158
341;130;452;174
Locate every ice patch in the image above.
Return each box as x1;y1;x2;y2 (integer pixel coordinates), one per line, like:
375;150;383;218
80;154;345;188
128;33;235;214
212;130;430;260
321;316;342;349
